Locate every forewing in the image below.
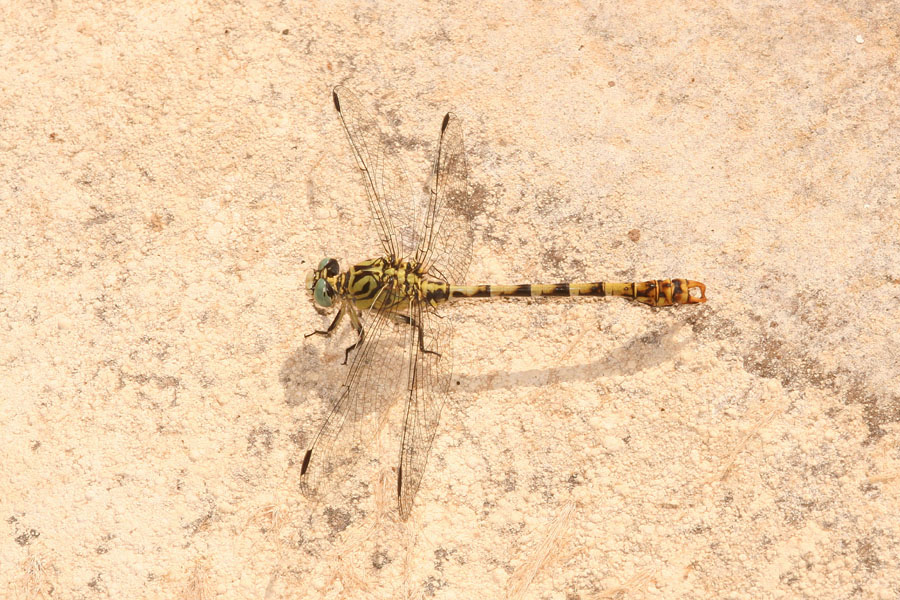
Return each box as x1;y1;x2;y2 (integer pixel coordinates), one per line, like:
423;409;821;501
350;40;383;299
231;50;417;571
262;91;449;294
300;288;412;502
332;86;419;260
415;112;473;285
397;300;454;520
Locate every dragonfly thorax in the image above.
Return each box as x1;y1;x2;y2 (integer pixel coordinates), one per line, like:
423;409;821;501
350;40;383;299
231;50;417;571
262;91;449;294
315;256;449;312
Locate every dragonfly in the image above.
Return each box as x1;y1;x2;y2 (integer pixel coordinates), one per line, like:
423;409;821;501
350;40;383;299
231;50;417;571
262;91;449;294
300;87;707;520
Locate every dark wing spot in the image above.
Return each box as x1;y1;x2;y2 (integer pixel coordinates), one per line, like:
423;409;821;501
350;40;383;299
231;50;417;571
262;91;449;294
300;449;312;475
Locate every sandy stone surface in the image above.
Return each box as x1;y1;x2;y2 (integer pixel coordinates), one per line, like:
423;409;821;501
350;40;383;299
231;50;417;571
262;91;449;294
2;2;899;599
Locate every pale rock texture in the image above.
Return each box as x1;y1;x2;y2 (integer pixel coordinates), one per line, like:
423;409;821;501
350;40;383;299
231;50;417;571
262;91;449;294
2;1;898;598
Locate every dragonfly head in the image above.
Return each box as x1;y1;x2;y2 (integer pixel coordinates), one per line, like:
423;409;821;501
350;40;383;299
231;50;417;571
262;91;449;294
307;258;340;308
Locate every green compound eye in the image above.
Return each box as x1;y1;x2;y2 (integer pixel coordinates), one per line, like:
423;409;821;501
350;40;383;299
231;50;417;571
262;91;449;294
318;257;339;276
314;278;333;307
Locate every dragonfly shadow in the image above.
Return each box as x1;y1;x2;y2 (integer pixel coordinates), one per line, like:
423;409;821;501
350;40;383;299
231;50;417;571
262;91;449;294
280;321;410;449
456;321;696;394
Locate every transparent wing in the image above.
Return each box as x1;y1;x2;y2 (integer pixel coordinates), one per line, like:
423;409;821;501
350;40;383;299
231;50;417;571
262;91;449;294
332;86;419;260
299;285;412;502
415;112;473;285
397;299;454;519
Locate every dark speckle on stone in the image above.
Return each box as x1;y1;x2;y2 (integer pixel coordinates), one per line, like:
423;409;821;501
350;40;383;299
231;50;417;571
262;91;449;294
324;506;351;533
15;529;40;546
372;548;392;569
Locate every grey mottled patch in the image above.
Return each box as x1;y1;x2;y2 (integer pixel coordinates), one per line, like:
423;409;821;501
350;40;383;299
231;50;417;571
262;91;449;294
324;506;351;533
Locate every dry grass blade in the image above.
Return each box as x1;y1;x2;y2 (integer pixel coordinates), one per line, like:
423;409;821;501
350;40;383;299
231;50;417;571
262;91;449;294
180;559;212;600
593;568;654;599
506;501;577;600
15;553;55;600
713;397;786;482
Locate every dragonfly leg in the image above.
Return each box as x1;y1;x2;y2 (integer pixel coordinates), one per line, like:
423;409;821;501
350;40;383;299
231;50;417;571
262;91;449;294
305;306;363;364
395;314;440;358
305;306;345;338
342;307;365;365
